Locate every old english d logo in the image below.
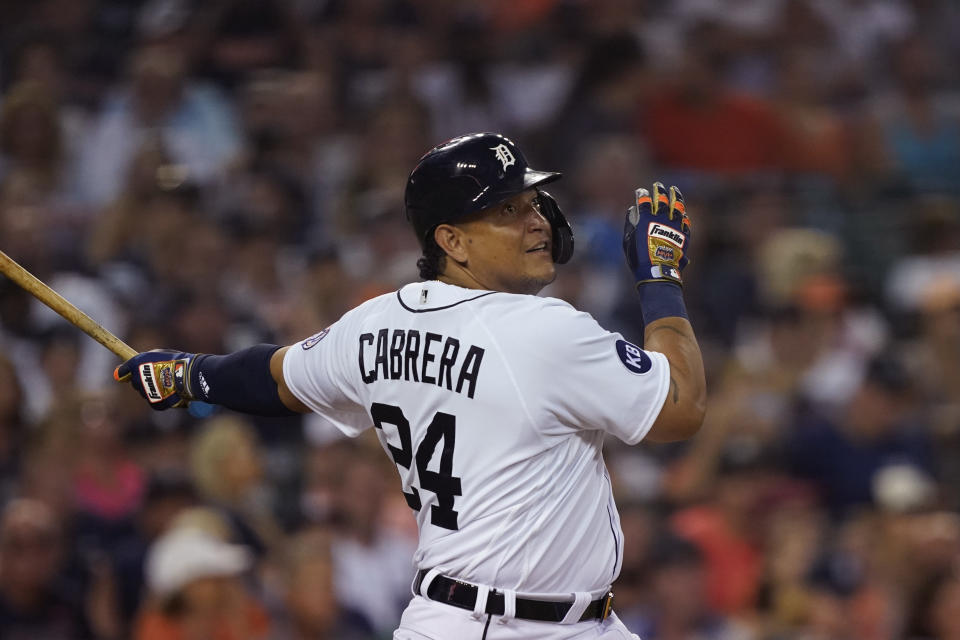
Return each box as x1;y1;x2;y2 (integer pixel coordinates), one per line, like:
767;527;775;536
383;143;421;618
490;144;516;171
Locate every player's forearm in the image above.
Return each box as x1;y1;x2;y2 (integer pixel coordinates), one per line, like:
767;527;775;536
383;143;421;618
637;283;706;442
621;183;703;440
644;316;706;433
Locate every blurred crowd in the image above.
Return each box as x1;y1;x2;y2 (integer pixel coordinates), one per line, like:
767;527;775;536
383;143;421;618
0;0;960;638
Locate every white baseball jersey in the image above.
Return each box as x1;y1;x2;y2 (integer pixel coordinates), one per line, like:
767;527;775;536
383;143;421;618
283;280;670;596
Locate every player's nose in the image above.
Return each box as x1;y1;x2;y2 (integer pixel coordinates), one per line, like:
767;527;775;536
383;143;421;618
526;204;550;233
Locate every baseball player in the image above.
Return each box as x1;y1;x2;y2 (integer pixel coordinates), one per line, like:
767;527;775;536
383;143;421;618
115;132;706;639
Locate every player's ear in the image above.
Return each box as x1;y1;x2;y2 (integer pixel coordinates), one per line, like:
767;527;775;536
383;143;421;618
434;224;468;263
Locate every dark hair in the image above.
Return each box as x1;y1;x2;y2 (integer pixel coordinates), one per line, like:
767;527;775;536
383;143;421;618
417;233;447;280
864;354;911;395
649;532;703;571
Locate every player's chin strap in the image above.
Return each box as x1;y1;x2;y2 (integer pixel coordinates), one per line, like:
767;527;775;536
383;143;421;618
559;591;593;624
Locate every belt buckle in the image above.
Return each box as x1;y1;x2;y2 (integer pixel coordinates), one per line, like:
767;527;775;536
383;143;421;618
600;591;614;621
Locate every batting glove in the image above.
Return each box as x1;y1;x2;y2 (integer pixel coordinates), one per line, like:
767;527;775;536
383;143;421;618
114;350;198;410
623;182;691;287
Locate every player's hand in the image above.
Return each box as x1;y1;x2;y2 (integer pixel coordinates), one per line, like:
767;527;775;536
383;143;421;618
623;183;691;287
113;349;198;410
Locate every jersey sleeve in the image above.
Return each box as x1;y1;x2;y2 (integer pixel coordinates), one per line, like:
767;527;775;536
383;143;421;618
498;298;670;445
282;313;371;438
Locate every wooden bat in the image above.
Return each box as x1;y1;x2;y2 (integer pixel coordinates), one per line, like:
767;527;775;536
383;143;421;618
0;249;136;361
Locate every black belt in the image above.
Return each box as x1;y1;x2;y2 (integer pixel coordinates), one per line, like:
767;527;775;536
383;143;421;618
414;570;614;623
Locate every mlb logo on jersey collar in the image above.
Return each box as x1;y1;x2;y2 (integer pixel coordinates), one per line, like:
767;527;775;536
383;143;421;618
397;281;496;313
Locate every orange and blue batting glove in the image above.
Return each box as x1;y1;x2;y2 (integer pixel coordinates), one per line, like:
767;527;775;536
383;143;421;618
622;182;691;288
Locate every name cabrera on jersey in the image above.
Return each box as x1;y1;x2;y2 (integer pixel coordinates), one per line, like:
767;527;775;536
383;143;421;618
282;281;670;595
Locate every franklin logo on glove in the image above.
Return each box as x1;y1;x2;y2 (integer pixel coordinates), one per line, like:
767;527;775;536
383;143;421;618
649;223;685;247
140;364;162;402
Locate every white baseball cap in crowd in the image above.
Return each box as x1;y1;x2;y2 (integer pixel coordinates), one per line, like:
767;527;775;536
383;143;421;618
873;463;937;514
146;527;252;597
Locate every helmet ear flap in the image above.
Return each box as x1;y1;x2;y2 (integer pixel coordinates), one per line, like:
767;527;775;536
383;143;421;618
537;190;574;264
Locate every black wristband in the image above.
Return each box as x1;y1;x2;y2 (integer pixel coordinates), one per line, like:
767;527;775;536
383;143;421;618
637;281;688;327
189;344;298;417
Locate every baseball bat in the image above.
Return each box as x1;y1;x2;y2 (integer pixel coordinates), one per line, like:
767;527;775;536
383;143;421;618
0;249;137;361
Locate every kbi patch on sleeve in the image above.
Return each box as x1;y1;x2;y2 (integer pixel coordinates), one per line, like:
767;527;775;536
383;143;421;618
616;339;652;374
301;328;330;350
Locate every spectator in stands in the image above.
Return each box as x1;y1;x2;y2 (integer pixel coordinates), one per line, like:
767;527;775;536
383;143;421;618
545;32;648;169
112;472;199;635
904;278;960;509
0;498;94;639
772;46;853;182
797;559;864;640
85;135;181;267
640;20;783;174
192;0;304;91
670;443;772;616
0;81;65;194
787;354;936;519
0;80;91;265
561;134;650;325
328;439;417;637
602;501;660;628
885;197;960;312
270;527;373;639
860;35;960;193
629;532;750;639
135;523;268;640
190;416;283;559
77;42;241;206
70;391;146;553
754;485;826;638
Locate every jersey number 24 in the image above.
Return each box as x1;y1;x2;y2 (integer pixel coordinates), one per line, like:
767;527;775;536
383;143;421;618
371;402;463;531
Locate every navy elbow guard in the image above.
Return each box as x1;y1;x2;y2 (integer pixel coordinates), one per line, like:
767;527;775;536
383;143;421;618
190;344;298;417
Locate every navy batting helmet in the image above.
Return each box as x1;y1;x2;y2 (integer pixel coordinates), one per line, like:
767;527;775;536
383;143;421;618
405;133;574;264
